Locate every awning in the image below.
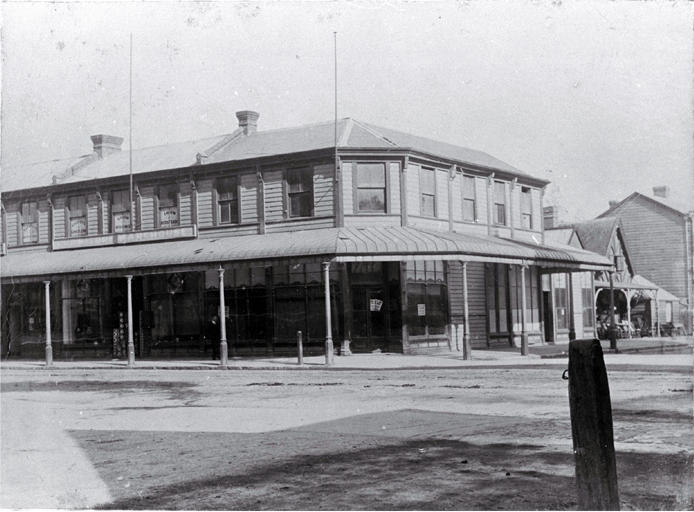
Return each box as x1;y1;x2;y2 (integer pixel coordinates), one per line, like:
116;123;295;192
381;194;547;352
0;227;613;283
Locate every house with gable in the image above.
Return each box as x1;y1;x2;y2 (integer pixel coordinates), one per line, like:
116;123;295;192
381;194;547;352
1;111;612;361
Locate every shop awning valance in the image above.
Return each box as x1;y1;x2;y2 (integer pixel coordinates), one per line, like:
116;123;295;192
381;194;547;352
1;227;613;283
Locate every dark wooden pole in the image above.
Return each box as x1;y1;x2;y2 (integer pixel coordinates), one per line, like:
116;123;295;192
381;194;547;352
568;339;620;511
297;331;303;365
609;271;618;350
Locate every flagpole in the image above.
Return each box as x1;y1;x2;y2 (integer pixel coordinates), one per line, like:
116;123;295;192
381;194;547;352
129;33;134;231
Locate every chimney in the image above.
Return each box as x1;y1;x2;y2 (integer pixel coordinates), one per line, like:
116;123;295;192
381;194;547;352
543;206;558;229
653;186;670;199
91;134;124;158
609;200;619;209
236;110;260;135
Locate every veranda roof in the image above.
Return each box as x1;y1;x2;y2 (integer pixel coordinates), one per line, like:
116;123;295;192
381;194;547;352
0;227;612;283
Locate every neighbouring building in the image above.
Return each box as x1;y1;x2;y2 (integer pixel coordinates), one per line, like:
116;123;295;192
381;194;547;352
0;112;612;360
597;187;693;334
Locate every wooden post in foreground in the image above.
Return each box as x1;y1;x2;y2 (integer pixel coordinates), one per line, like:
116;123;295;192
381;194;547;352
43;281;53;367
297;331;303;365
568;339;620;511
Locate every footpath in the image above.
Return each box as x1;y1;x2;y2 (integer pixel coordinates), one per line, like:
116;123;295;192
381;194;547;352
1;336;691;371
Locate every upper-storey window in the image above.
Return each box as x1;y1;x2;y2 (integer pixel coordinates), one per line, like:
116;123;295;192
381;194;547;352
158;184;179;228
217;176;240;224
356;163;386;212
420;167;436;217
111;190;132;233
20;201;38;244
462;175;476;222
68;195;87;237
521;187;532;229
494;181;506;226
287;167;313;218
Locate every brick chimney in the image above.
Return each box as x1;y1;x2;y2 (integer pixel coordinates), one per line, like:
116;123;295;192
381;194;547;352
91;134;124;158
653;186;670;199
236;111;259;135
543;206;558;229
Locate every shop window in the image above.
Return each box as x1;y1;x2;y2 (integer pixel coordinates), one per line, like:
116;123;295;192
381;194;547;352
420;167;436;217
581;273;594;328
148;273;202;343
486;264;509;334
217;177;239;224
462;176;476;222
521;187;532;229
406;261;447;337
68;195;87;237
509;265;540;332
494;181;506;226
356;163;386;212
111;190;132;233
287;167;313;218
554;273;568;330
21;201;38;244
158;184;179;228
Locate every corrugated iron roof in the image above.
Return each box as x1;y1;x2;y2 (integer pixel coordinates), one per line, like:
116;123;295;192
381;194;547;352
0;227;612;281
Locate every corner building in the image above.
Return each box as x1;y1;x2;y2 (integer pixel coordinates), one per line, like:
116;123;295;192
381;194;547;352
1;112;612;359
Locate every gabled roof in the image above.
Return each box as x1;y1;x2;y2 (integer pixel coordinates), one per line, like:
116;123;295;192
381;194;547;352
599;192;693;218
543;227;581;248
2;117;545;195
572;217;621;257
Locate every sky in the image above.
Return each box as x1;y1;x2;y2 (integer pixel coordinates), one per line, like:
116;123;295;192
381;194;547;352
1;0;692;222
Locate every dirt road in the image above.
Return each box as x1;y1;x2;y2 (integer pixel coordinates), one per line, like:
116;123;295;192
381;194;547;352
1;363;692;510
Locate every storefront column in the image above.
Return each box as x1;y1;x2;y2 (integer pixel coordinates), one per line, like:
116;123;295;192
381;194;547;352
520;266;529;356
462;262;472;360
626;290;633;338
43;281;53;367
323;262;334;366
340;263;352;356
568;272;576;341
609;271;618;350
126;275;135;367
218;268;228;367
654;289;660;337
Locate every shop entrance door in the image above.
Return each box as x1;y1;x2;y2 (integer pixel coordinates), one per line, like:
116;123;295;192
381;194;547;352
351;286;387;353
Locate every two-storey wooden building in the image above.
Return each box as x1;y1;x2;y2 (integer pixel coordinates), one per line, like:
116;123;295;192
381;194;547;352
0;111;612;360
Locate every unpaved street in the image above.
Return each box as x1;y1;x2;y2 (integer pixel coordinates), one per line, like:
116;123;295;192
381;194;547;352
2;363;692;510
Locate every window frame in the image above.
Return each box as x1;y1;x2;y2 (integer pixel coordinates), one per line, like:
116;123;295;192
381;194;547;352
494;181;506;226
156;183;180;229
67;194;88;238
216;176;240;225
520;186;532;230
286;167;314;219
462;175;477;223
354;162;388;214
20;200;39;245
406;260;448;338
110;189;132;233
419;166;437;217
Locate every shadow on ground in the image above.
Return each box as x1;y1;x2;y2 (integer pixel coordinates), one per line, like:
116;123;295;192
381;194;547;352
68;409;693;511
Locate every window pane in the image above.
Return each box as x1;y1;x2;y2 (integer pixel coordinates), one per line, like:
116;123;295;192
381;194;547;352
71;217;87;237
22;223;38;244
358;189;385;212
420;168;435;194
288;168;312;193
113;212;131;233
421;194;435;217
160;207;179;228
494;181;505;203
521;213;531;229
22;202;37;219
218;177;237;201
220;200;239;224
495;204;506;225
159;185;177;207
521;188;532;213
290;192;312;218
463;199;475;222
463;176;475;199
69;196;85;216
357;163;385;187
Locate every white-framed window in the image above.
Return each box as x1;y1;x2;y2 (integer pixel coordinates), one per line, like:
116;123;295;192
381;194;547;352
68;195;87;237
521;186;532;229
356;163;386;213
111;190;131;233
158;184;179;228
494;181;506;226
20;200;38;244
287;167;313;218
420;167;436;217
462;175;476;222
217;176;240;225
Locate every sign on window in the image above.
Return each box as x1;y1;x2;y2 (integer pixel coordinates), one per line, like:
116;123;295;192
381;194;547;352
114;212;131;233
370;299;383;312
159;207;179;228
418;304;426;316
71;217;87;236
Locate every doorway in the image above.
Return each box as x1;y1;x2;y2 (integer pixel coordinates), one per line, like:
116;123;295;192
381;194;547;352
351;286;387;353
543;290;554;342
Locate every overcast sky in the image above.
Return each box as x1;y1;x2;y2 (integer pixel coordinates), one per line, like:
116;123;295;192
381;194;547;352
2;0;692;221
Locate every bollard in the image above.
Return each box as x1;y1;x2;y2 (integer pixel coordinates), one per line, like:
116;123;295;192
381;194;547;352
568;339;620;510
297;331;303;365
